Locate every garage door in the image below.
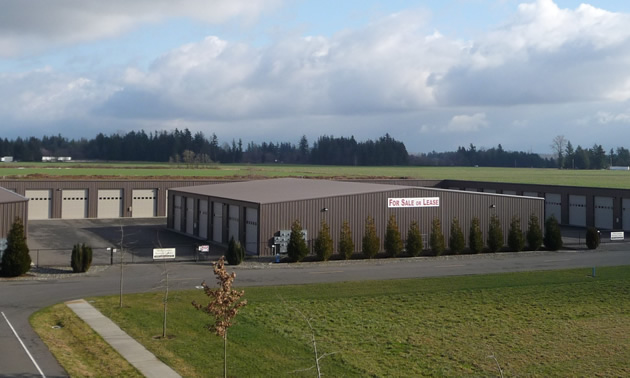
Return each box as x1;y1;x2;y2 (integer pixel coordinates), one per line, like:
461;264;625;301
132;189;157;218
545;193;561;222
594;196;613;230
173;195;182;232
62;189;87;219
199;200;208;239
228;205;240;242
569;195;586;227
25;189;51;220
186;197;194;235
245;207;258;254
213;202;223;243
623;199;630;231
97;189;122;218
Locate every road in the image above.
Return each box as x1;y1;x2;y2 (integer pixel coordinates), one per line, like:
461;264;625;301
1;248;629;377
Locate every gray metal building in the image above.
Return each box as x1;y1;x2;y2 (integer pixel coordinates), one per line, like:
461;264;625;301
0;187;28;239
167;178;544;256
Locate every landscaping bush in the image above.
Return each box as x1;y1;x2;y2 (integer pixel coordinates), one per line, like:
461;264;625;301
405;221;423;257
362;216;380;259
384;214;403;257
314;220;334;261
1;218;31;277
507;216;525;252
429;218;445;256
526;213;543;251
71;243;93;273
585;227;600;250
226;236;245;265
287;220;309;262
468;217;484;254
543;215;563;251
487;215;503;252
449;218;465;254
338;220;354;260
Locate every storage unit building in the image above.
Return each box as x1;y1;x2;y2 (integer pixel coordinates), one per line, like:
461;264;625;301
0;187;28;240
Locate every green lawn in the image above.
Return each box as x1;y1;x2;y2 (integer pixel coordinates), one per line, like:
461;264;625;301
3;163;630;188
75;266;630;377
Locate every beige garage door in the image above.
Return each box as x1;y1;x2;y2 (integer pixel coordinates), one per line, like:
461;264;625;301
97;189;122;218
25;189;52;220
132;189;156;218
62;189;88;219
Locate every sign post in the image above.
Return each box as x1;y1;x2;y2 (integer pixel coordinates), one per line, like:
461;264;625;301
153;248;176;260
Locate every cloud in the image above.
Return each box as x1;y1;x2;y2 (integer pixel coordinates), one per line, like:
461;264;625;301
444;113;489;132
596;111;630;124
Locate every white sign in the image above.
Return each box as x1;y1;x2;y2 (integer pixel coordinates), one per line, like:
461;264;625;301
611;231;624;241
153;248;176;259
198;245;210;252
388;197;440;208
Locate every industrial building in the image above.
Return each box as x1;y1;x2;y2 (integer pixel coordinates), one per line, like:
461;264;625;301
0;187;28;240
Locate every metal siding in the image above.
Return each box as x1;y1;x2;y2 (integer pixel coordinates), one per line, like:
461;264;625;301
623;198;630;231
0;201;28;239
245;207;259;254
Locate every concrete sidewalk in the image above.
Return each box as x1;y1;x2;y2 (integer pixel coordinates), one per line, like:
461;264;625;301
65;299;180;378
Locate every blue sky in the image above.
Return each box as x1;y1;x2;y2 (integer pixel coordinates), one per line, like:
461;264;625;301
2;0;630;154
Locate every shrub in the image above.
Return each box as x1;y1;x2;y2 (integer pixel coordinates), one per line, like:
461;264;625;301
507;216;525;252
585;227;600;250
362;216;380;259
1;218;31;277
226;236;245;265
526;213;543;251
449;218;465;254
314;220;334;261
405;221;423;257
487;215;503;252
429;218;445;256
287;220;309;262
468;217;484;254
543;215;563;251
338;220;355;260
71;243;93;273
384;214;403;257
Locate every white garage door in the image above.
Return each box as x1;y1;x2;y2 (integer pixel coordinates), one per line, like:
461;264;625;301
245;208;258;254
569;195;586;227
25;189;51;220
213;202;223;243
623;199;630;231
199;200;208;239
62;189;87;219
545;193;562;222
186;197;194;235
173;195;182;232
97;189;122;219
594;196;613;230
228;205;240;242
132;189;157;218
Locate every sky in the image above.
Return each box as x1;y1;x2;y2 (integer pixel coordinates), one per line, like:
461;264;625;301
2;0;630;154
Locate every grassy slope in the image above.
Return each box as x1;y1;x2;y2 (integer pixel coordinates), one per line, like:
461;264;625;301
66;266;630;377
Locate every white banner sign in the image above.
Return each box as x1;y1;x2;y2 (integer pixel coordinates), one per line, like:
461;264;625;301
153;248;176;259
388;197;440;208
611;231;624;241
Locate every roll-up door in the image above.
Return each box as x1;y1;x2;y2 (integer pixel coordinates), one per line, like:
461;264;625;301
132;189;156;218
545;193;561;221
569;195;586;227
213;202;223;243
186;197;194;235
594;196;613;230
25;189;51;220
62;189;87;219
623;199;630;231
97;189;122;218
245;208;258;254
199;200;208;239
173;196;182;232
228;205;240;242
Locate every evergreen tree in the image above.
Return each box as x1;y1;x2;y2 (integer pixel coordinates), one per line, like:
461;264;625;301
543;215;563;251
405;221;423;257
362;216;380;258
287;220;309;262
449;218;465;254
468;217;484;254
338;220;355;260
526;213;543;251
71;243;93;273
507;216;525;252
585;227;600;250
314;220;334;261
487;215;504;252
226;236;245;265
384;214;403;257
429;218;445;256
1;218;31;277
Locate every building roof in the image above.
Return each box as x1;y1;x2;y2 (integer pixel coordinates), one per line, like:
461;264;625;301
0;186;27;204
171;178;415;204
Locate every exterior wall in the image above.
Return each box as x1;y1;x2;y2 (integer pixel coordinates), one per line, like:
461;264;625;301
0;200;28;239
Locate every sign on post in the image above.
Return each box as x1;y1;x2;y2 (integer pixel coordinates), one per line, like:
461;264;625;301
153;248;176;260
198;245;210;253
610;231;624;241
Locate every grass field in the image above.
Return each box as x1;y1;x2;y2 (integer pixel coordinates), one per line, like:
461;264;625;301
3;162;630;188
32;266;630;376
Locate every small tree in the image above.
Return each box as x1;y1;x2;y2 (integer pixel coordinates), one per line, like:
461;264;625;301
429;218;445;256
449;218;465;254
287;220;309;262
526;213;543;251
585;227;600;250
544;215;563;251
314;220;334;261
1;218;31;277
487;215;504;252
405;221;423;257
226;236;245;265
192;256;247;378
507;216;525;252
469;217;484;254
338;220;354;260
71;243;93;273
362;215;380;259
384;214;403;257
